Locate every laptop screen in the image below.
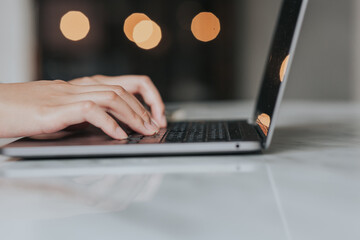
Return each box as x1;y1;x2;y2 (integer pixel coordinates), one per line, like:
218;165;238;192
253;0;308;148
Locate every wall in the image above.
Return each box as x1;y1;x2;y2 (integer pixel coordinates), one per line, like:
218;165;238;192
0;0;34;83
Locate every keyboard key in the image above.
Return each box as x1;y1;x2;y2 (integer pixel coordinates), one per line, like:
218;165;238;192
185;122;206;142
206;122;229;142
127;134;144;144
139;129;167;144
164;122;188;143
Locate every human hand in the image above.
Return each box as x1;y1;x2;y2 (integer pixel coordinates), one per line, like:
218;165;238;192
70;75;166;127
0;76;166;139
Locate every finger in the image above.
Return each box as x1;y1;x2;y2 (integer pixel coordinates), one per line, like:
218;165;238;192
136;77;166;127
60;91;159;135
68;85;156;127
90;75;167;127
69;75;111;86
45;101;128;139
126;92;159;128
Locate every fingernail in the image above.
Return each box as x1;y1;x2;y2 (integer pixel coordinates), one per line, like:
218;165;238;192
144;121;158;134
152;119;160;134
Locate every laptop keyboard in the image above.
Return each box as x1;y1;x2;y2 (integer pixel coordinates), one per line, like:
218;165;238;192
164;121;243;143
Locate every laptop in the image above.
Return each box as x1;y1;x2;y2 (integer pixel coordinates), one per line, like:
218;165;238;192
1;0;308;158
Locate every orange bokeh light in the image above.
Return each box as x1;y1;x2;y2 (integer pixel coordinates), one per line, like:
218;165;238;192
124;13;150;42
60;11;90;41
124;13;162;50
280;55;290;82
256;113;271;136
134;20;162;50
133;20;154;44
191;12;221;42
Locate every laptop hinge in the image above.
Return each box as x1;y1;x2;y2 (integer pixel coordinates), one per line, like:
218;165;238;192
252;123;266;148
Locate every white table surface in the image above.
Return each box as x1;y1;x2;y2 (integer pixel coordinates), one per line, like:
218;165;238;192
0;101;359;240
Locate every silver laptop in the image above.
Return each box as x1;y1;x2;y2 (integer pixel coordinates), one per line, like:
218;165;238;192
1;0;308;158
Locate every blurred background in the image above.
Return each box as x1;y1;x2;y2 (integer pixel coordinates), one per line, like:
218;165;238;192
0;0;359;102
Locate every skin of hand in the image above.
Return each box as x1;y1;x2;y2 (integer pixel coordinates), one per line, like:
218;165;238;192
0;75;167;139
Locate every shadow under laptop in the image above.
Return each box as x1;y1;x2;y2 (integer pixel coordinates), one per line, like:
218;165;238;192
267;120;360;154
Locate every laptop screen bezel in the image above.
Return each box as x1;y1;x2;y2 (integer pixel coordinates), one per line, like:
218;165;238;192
252;0;309;149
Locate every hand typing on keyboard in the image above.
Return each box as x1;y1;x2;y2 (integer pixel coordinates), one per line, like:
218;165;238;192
0;75;167;139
